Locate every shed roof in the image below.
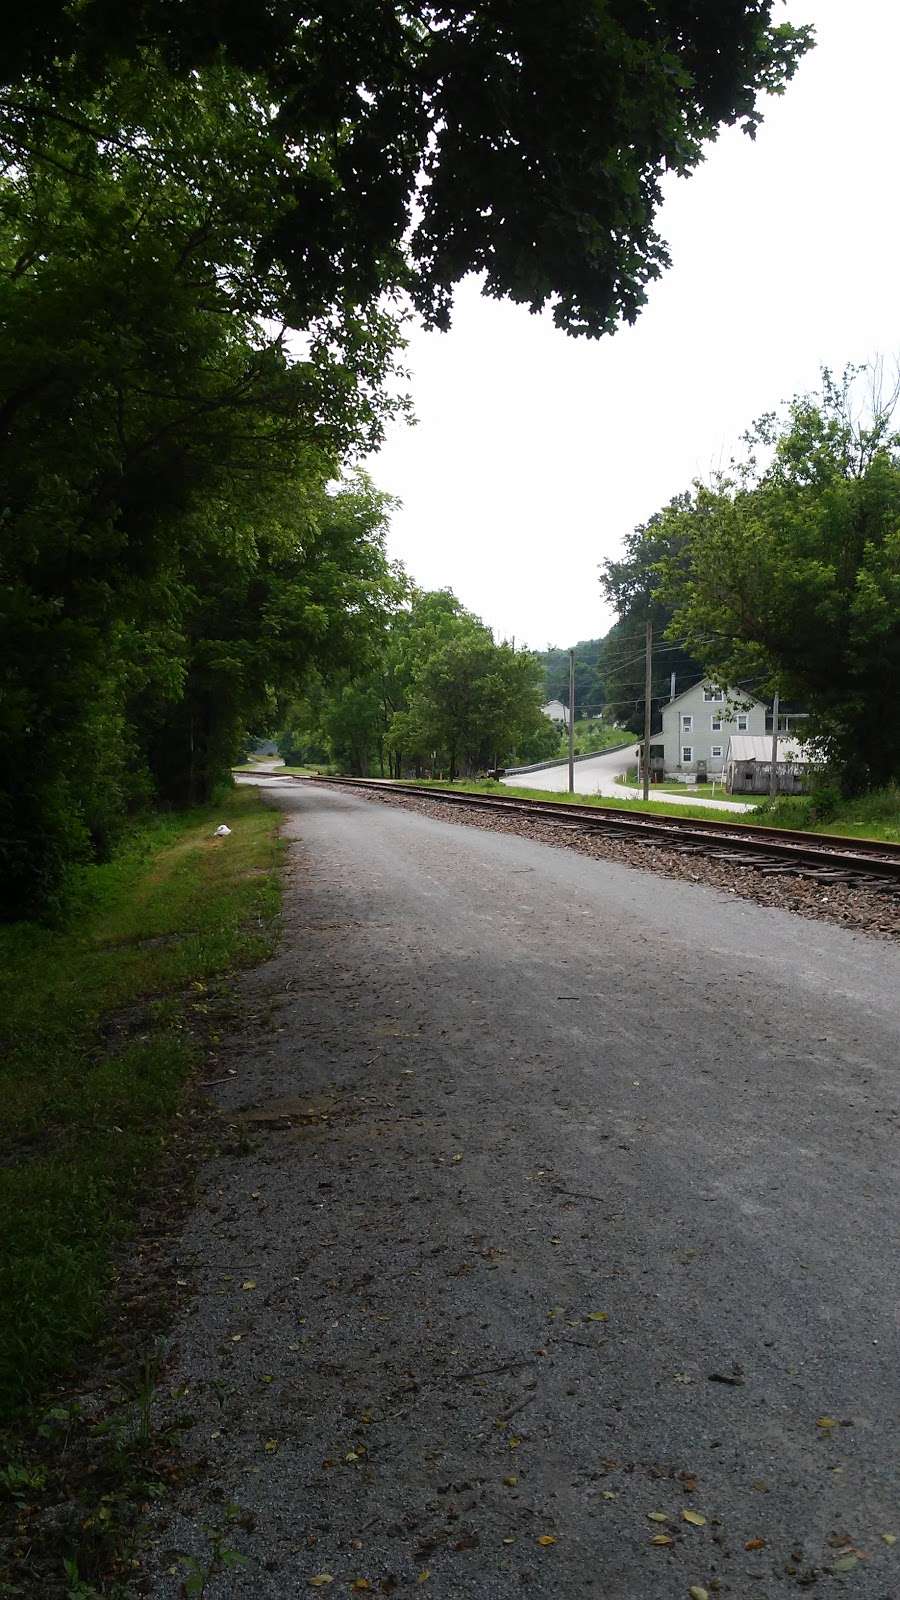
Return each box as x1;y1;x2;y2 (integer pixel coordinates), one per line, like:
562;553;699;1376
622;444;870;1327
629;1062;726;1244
726;735;809;764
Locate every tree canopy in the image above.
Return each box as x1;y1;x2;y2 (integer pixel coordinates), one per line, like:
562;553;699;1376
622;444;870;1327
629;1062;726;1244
281;588;558;778
599;368;900;789
2;3;812;338
657;370;900;789
598;506;705;731
1;2;813;915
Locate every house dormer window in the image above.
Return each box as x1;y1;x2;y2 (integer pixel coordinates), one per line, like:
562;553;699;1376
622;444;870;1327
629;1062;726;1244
703;685;724;702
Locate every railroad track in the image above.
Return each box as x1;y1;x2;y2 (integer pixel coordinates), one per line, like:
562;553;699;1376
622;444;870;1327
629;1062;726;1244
242;771;900;896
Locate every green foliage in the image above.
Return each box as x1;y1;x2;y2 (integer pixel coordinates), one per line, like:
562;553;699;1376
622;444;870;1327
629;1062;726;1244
657;368;900;789
752;783;900;842
2;4;812;338
551;720;640;760
599;502;705;730
0;5;813;915
0;787;281;1419
284;588;554;779
539;640;606;718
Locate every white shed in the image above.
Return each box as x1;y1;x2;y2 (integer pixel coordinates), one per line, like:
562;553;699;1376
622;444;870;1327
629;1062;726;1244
725;735;811;794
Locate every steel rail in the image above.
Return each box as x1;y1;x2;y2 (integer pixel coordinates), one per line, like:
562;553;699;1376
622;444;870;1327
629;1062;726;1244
244;772;900;890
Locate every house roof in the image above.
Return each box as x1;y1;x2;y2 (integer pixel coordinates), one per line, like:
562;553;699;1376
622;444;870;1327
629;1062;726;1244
663;678;766;713
726;735;809;764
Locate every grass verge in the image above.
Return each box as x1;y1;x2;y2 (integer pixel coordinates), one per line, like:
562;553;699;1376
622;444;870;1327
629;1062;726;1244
391;778;900;844
392;777;758;825
0;784;282;1423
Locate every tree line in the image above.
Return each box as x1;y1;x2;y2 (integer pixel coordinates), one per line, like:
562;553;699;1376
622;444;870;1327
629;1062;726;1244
0;3;809;917
280;589;560;779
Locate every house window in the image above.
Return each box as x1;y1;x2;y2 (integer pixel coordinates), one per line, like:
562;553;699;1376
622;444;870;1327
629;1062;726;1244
703;686;725;702
711;714;722;732
682;746;693;764
711;745;723;759
737;713;749;731
681;714;693;733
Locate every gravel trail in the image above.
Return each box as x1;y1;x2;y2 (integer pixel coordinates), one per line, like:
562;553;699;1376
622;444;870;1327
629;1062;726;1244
144;781;900;1600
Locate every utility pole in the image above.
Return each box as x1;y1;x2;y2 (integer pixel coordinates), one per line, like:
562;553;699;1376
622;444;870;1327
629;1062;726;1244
568;647;575;794
643;618;652;802
670;670;676;702
770;691;780;799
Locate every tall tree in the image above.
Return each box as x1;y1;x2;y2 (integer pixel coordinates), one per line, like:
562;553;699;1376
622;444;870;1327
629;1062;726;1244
2;4;813;338
599;501;704;730
659;368;900;789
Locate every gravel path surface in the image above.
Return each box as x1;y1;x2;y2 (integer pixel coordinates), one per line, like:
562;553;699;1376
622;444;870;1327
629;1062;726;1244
144;782;900;1599
334;783;899;945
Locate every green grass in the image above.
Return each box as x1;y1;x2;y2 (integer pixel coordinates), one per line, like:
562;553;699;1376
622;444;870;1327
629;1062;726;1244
551;720;638;759
752;784;900;844
232;761;328;775
0;786;283;1421
393;776;900;842
615;767;725;800
393;776;757;824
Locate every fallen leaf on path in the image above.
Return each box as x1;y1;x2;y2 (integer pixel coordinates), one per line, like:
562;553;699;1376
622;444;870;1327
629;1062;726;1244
882;1534;897;1546
689;1588;709;1600
816;1416;838;1429
673;1373;693;1385
308;1577;333;1589
751;1479;769;1492
417;1572;430;1583
352;1581;371;1591
648;1513;670;1523
503;1476;518;1486
832;1555;858;1572
536;1535;557;1546
601;1492;617;1501
745;1538;766;1551
650;1535;674;1547
264;1439;278;1452
451;1153;463;1163
586;1312;608;1322
242;1280;256;1291
508;1437;521;1449
682;1510;706;1527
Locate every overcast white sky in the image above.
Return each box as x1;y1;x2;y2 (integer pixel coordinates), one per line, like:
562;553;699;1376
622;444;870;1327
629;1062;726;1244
365;0;900;650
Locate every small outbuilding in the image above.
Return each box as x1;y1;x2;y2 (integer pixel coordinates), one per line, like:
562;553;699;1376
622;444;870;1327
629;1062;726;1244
541;698;569;726
724;735;811;795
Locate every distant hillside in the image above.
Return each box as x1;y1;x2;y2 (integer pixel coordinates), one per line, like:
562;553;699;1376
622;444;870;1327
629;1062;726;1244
537;627;704;734
538;639;604;717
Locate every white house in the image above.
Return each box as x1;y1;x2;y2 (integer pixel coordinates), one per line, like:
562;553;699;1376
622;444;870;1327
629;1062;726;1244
648;680;767;780
725;735;811;794
541;698;568;726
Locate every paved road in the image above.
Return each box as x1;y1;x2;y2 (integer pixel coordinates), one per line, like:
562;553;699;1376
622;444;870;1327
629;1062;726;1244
149;782;900;1598
502;745;755;812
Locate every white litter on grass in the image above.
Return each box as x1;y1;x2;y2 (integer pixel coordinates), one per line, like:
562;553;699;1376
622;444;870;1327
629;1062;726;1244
213;825;232;837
